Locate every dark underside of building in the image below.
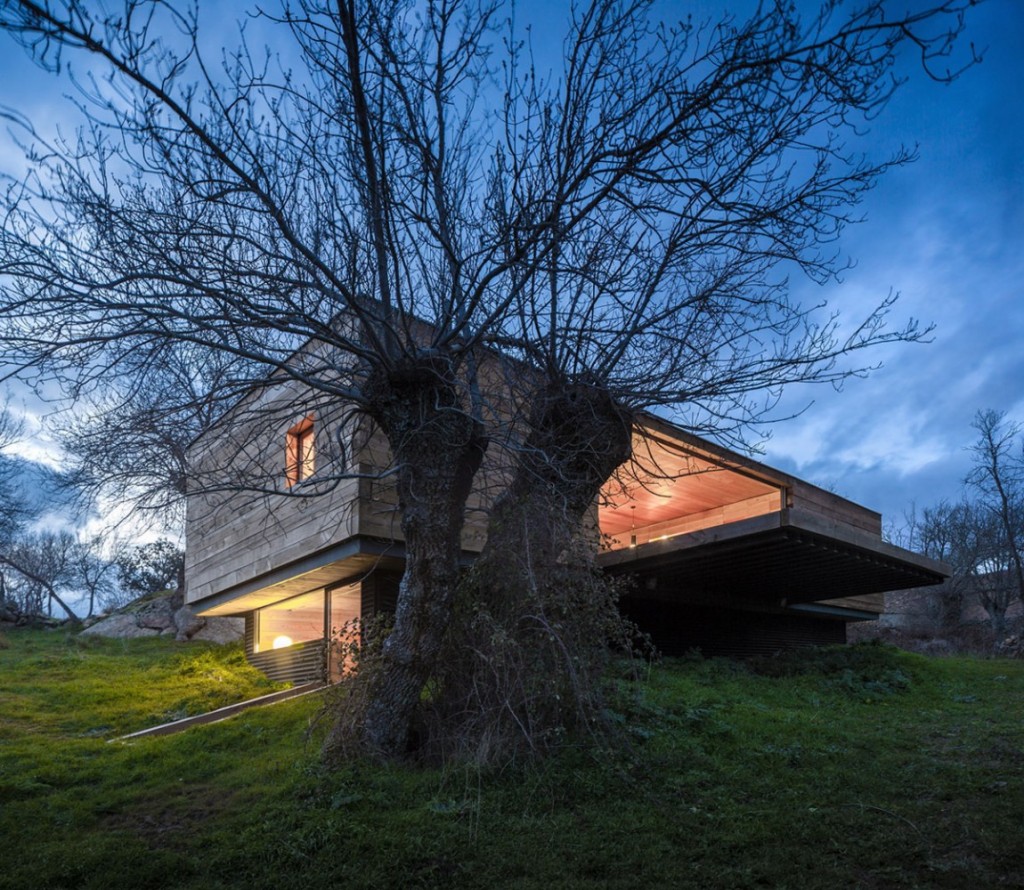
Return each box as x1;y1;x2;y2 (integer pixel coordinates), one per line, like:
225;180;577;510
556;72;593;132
226;505;944;683
603;509;945;658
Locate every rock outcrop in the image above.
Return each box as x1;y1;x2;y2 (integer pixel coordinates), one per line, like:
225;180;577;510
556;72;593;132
80;589;243;643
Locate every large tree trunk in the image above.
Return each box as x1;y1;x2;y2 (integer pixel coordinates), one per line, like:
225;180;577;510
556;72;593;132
332;354;486;757
424;381;633;761
480;380;632;580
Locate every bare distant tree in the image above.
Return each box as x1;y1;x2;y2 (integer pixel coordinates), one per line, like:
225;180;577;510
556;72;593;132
0;404;30;547
915;499;1004;632
0;0;979;757
0;529;81;621
70;534;118;618
967;409;1024;615
898;411;1024;637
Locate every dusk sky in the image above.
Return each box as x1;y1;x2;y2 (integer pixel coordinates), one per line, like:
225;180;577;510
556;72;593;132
0;0;1021;532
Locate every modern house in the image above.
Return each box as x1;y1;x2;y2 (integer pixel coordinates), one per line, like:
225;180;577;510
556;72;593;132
185;381;946;683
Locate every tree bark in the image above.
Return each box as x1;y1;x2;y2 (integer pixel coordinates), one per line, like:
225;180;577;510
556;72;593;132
336;354;486;757
427;380;633;757
479;380;633;582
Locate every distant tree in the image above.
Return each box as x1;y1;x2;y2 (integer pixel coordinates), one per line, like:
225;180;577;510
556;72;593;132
966;409;1024;616
0;529;81;621
70;534;118;618
115;540;185;599
0;0;979;758
0;404;29;548
899;411;1024;637
55;344;258;536
915;499;1002;632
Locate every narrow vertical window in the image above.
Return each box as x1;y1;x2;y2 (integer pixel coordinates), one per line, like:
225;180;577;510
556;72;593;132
286;415;315;486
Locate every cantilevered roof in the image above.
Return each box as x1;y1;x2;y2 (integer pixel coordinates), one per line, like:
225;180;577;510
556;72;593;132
194;537;406;617
600;432;784;543
599;507;947;605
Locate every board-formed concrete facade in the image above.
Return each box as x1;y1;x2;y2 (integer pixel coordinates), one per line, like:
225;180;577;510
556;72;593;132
186;387;946;680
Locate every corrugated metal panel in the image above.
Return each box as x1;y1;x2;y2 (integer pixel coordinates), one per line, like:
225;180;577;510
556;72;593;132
244;613;255;655
249;639;327;684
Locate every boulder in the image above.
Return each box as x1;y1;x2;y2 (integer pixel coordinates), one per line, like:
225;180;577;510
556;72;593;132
173;605;207;641
995;635;1023;658
190;617;244;644
135;590;183;631
75;589;242;644
136;606;175;632
918;638;953;656
80;613;160;639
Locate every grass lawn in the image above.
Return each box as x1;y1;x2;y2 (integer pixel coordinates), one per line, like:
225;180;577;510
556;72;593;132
1;628;1022;889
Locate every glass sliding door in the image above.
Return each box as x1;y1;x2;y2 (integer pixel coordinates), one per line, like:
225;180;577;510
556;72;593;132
255;589;327;653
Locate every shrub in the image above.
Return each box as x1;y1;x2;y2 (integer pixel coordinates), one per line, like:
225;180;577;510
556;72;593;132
748;641;914;698
419;537;650;767
320;613;395;765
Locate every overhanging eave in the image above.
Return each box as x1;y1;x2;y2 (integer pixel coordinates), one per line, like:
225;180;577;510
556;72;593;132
192;537;406;616
599;508;947;605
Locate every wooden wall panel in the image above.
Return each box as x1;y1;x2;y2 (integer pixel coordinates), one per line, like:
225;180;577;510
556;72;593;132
789;480;881;535
185;367;363;605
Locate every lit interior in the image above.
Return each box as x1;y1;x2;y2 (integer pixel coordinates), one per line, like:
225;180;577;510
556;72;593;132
255;589;325;652
600;432;783;550
330;584;361;639
285;415;316;487
328;583;362;681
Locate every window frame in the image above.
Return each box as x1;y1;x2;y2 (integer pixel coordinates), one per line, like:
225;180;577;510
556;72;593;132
285;414;316;487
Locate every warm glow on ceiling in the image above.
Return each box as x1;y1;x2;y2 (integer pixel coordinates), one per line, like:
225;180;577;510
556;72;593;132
599;429;784;546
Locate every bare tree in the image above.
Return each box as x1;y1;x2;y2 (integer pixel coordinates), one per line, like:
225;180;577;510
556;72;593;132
0;0;510;755
470;0;979;603
435;0;980;757
55;344;260;534
70;533;118;618
0;529;81;621
0;0;979;757
966;409;1024;617
898;411;1024;638
0;404;31;548
915;499;1002;632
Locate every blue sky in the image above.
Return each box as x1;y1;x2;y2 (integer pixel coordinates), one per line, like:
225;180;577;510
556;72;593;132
752;0;1024;522
1;0;1021;532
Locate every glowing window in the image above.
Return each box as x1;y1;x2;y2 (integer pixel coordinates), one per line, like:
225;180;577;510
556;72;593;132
255;590;325;652
286;415;315;487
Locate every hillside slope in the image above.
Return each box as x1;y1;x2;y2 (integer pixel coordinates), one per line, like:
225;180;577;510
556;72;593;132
1;629;1022;889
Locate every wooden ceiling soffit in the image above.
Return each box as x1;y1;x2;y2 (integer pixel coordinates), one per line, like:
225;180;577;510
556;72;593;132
194;538;406;617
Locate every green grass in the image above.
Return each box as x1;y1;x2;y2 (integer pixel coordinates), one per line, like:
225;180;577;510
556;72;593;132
1;630;1022;889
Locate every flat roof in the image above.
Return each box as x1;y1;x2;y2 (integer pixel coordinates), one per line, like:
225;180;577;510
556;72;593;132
599;508;947;604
